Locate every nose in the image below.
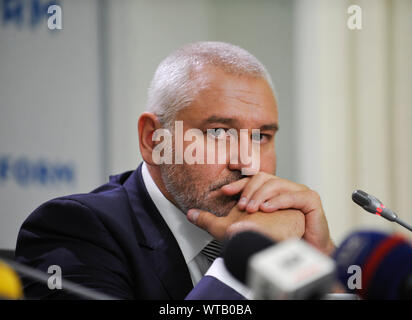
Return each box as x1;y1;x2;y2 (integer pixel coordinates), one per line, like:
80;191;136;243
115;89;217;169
227;130;260;175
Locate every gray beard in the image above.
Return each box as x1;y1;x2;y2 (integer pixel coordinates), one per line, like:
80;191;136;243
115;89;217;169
159;163;242;217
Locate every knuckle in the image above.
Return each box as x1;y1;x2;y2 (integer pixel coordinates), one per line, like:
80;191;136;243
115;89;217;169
226;221;256;239
256;172;265;178
242;187;253;197
226;222;243;239
243;177;251;183
196;212;207;227
308;189;321;201
237;177;249;186
254;172;269;183
250;190;262;202
225;223;237;238
263;179;276;189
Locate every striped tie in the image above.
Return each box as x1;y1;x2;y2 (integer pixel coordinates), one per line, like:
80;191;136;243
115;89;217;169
201;239;223;263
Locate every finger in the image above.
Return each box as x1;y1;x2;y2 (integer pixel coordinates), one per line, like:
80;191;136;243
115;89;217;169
187;209;226;240
246;180;308;213
259;190;320;214
237;173;272;210
220;177;250;196
259;192;332;255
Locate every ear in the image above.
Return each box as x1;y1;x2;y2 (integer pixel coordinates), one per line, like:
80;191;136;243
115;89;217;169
138;112;163;165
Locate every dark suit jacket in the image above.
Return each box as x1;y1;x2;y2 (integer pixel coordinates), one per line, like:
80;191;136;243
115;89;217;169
15;163;244;300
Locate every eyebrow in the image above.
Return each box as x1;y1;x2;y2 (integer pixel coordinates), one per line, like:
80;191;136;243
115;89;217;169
260;123;279;132
202;115;279;132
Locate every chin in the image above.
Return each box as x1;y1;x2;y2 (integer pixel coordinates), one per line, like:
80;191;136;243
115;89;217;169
206;199;238;217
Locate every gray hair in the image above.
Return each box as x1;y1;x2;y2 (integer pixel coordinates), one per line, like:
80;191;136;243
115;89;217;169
146;41;276;127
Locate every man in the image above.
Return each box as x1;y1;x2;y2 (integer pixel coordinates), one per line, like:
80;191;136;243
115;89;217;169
15;41;335;299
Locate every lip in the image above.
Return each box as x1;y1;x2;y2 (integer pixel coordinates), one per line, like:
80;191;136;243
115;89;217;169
210;183;230;192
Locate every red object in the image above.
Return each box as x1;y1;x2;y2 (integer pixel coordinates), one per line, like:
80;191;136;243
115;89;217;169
360;235;406;298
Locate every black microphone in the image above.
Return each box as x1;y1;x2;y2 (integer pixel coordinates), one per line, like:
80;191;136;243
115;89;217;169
222;231;274;284
334;230;412;299
352;189;412;232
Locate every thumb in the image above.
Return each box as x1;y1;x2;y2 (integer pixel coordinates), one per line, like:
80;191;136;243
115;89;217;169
187;209;226;240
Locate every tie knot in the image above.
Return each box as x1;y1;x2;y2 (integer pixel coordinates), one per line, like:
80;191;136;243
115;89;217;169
201;239;223;263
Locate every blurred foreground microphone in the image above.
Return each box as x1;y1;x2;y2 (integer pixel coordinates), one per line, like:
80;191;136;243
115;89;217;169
222;231;336;300
0;258;116;300
0;260;23;299
334;231;412;299
352;189;412;232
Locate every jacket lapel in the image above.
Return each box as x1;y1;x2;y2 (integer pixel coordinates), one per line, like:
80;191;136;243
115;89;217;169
123;163;194;299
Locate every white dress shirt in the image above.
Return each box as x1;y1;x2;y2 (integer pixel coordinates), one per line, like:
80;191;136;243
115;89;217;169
141;162;253;299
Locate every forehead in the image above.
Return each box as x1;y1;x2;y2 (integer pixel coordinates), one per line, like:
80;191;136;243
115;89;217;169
178;66;278;127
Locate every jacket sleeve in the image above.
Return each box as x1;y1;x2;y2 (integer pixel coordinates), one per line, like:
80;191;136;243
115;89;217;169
15;198;135;299
185;275;246;300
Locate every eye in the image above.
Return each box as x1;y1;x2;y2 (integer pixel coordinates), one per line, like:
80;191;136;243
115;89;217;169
208;128;228;139
252;132;271;143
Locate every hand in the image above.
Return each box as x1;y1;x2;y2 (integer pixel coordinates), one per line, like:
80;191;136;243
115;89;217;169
187;206;305;243
220;172;335;255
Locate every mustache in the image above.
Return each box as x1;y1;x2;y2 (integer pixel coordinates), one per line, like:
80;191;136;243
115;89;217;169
209;172;245;191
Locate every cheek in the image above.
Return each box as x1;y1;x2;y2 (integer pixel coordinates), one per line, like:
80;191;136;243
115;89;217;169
260;147;277;174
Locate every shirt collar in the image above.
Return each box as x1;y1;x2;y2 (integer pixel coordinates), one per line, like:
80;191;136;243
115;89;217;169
141;162;213;264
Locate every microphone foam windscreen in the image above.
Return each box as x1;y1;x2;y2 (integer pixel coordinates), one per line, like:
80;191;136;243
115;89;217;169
334;230;412;299
222;231;274;284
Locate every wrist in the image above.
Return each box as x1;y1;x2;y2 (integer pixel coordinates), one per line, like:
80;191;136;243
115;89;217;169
323;238;336;256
